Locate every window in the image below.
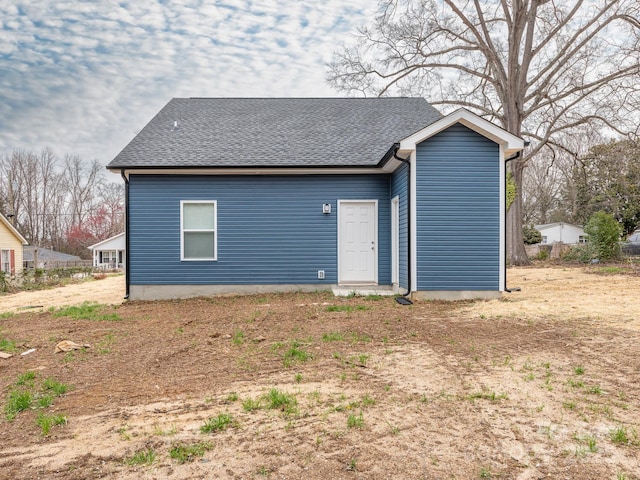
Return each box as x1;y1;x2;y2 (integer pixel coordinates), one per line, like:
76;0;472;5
181;201;217;261
578;235;587;244
1;250;9;273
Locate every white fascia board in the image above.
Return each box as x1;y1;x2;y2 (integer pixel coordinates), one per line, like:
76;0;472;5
88;232;125;250
111;167;386;178
399;108;525;157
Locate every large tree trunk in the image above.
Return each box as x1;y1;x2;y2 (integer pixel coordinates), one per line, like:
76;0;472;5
507;158;531;266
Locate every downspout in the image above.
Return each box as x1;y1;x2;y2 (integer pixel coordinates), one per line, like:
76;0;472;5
393;146;413;301
504;144;528;293
121;169;130;300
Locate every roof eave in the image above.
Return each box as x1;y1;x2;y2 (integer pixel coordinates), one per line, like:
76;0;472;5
398;108;525;158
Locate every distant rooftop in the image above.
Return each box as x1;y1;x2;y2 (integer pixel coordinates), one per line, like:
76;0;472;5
23;246;82;262
108;97;442;169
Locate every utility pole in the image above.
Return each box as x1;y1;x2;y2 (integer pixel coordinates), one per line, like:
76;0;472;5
7;171;16;226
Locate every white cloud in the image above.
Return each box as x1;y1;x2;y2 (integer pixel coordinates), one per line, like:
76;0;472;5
0;0;378;165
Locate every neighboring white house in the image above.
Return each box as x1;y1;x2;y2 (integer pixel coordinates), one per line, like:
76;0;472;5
88;233;125;269
535;222;587;244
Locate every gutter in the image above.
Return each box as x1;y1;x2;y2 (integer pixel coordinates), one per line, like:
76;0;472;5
121;169;130;300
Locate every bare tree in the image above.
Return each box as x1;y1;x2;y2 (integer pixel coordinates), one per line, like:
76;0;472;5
328;0;640;264
63;155;102;227
1;148;123;256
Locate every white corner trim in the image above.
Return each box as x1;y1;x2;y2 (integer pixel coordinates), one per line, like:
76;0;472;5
399;109;524;157
410;150;417;292
499;144;506;292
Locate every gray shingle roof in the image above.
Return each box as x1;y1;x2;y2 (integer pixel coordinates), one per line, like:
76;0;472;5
23;246;82;262
108;98;442;169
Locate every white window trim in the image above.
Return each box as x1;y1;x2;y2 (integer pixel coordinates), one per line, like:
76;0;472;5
180;200;218;261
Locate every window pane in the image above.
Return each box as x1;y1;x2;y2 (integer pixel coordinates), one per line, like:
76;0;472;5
184;232;215;259
184;203;215;230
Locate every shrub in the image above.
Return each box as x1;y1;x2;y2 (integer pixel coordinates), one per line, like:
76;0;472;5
584;211;622;261
560;244;595;263
523;225;542;245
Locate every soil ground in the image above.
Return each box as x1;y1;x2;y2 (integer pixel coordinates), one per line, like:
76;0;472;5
1;265;639;480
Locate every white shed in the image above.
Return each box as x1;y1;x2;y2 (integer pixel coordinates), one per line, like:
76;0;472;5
88;233;125;269
535;222;586;245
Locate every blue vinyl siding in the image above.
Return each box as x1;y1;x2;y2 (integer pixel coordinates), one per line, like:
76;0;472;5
390;162;409;290
129;175;390;285
415;124;500;290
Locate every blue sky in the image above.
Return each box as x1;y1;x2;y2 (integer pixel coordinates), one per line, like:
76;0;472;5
0;0;376;166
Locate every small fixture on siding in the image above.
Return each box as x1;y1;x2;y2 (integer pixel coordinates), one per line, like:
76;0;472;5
318;270;325;279
322;204;331;214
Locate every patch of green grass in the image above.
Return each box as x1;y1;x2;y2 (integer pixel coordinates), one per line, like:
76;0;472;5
36;412;67;436
364;294;383;301
596;266;627;275
256;465;271;476
232;330;245;345
54;302;121;321
586;384;602;395
224;392;239;403
0;311;15;319
357;354;369;366
350;332;372;343
200;413;236;433
0;334;17;352
265;388;298;415
169;441;213;464
362;394;375;407
325;305;369;313
479;466;492;478
567;378;584;389
126;448;156;466
294;373;303;383
283;342;312;367
4;372;71;421
4;390;33;420
347;412;364;429
574;433;598;453
16;371;37;386
42;378;69;396
322;331;345;342
574;365;585;375
242;397;262;412
466;390;508;402
97;332;116;354
270;341;284;352
609;426;638;445
38;394;54;408
153;424;178;436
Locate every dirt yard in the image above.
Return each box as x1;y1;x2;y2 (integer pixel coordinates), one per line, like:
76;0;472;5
1;266;639;480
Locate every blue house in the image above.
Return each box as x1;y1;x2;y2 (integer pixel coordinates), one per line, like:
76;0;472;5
107;98;523;301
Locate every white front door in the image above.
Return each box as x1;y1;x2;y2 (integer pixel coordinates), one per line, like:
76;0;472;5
338;200;377;284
